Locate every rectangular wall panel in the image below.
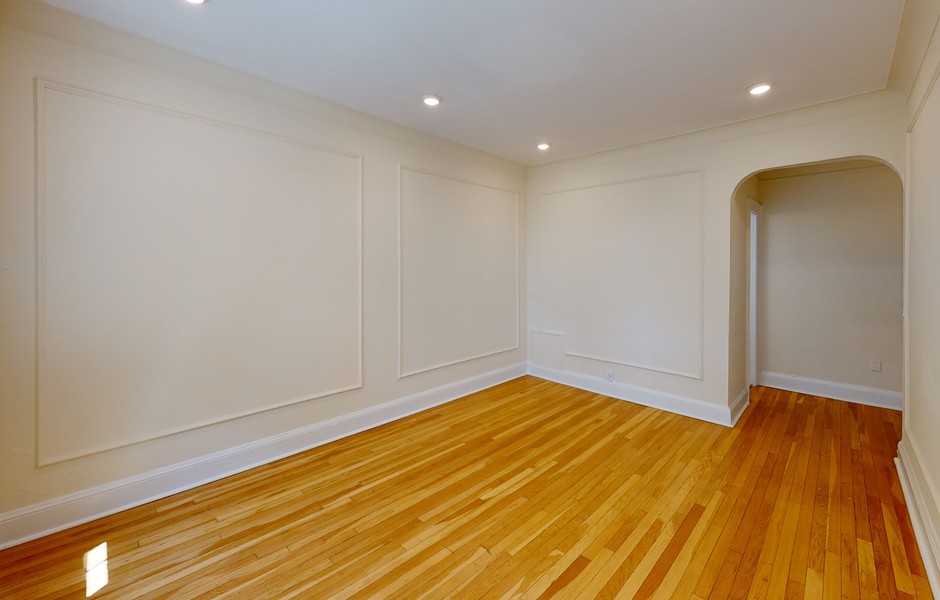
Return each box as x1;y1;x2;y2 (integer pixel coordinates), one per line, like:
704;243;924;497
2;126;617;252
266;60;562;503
37;83;362;464
539;171;703;378
399;168;518;377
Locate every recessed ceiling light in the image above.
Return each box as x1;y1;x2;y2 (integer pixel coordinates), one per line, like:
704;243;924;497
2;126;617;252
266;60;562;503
537;143;550;151
422;95;442;107
748;82;772;96
185;0;209;4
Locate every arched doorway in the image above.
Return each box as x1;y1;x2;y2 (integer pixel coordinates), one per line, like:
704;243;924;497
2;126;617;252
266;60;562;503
731;157;904;411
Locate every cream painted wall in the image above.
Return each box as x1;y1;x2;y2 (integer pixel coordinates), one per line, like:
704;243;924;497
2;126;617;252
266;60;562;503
0;5;526;518
38;82;364;465
0;0;926;555
728;176;760;402
758;166;903;392
528;92;906;411
399;169;519;377
539;171;703;379
904;31;940;580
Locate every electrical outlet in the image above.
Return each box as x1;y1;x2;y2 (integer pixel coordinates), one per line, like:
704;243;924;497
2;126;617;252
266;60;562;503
870;360;882;372
606;371;614;382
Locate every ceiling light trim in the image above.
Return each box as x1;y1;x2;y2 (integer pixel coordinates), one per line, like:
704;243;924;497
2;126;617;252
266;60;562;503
748;82;772;96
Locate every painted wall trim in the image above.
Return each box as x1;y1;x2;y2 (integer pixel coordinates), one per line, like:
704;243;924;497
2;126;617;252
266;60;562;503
526;92;905;180
537;168;705;381
0;362;527;550
730;386;751;427
397;165;521;379
758;371;902;410
0;0;526;177
526;363;734;427
563;351;702;381
906;6;940;132
896;437;940;594
34;79;366;466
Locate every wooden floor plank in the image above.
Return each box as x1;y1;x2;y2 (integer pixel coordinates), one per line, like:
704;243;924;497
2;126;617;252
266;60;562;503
0;378;932;599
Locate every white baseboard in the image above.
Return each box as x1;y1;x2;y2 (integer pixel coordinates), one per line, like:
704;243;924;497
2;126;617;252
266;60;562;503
758;371;902;410
0;362;527;550
526;363;735;427
730;386;750;426
896;437;940;594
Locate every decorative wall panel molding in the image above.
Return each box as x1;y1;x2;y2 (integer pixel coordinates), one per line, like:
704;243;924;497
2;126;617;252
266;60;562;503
35;81;363;465
538;170;704;380
398;167;519;377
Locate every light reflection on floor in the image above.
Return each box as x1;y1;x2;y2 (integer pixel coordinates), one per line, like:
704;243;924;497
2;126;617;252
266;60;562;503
83;542;108;597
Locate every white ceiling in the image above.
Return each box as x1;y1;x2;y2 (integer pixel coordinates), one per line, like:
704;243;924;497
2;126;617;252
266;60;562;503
40;0;904;165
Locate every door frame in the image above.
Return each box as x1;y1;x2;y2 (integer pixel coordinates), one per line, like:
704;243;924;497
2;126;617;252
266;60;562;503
748;199;762;386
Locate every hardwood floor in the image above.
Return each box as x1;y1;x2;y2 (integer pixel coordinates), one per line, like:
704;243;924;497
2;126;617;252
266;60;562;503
0;377;932;599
